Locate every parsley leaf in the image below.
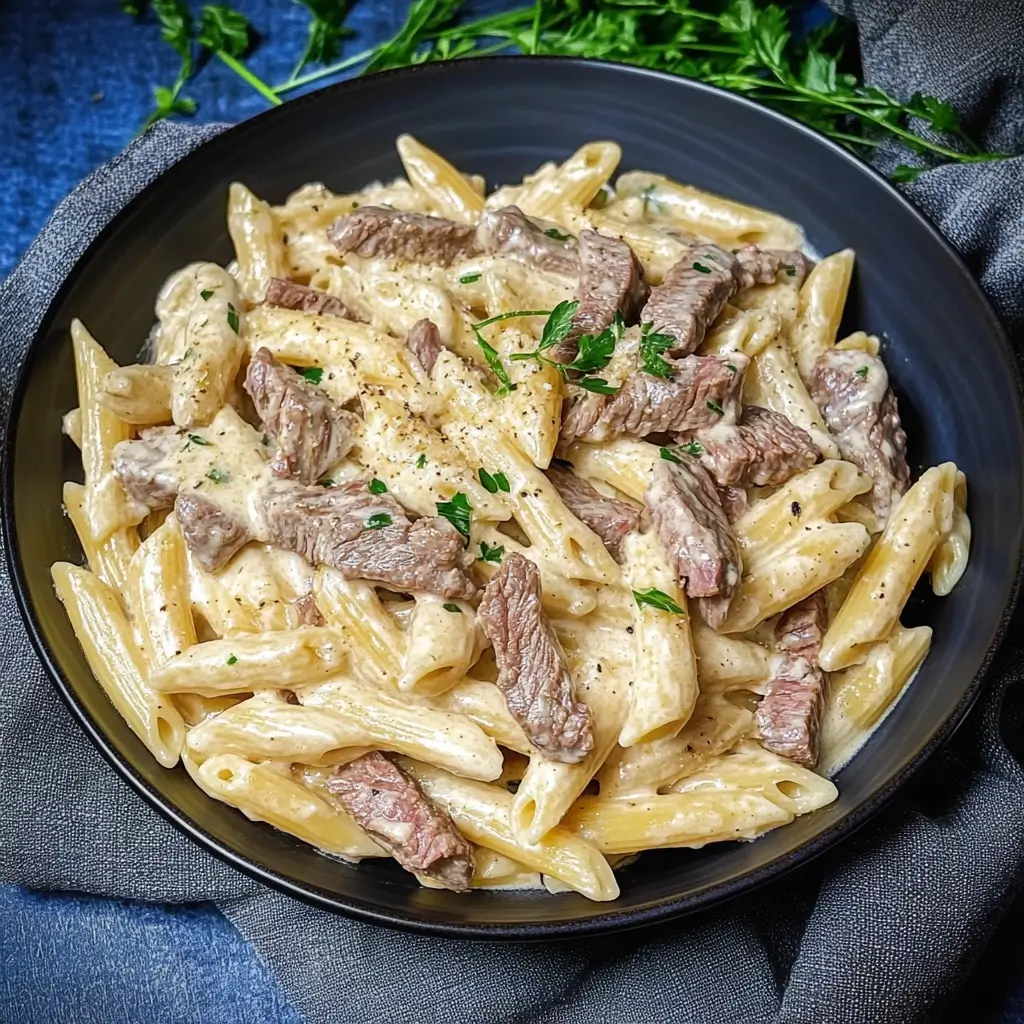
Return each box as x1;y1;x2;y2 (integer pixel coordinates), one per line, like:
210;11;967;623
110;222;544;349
293;0;354;73
536;299;579;354
473;331;517;398
633;588;685;615
366;512;392;530
185;434;211;449
478;540;505;564
415;454;427;469
544;226;571;241
855;366;870;379
563;311;623;375
706;399;725;415
226;654;238;665
459;272;481;284
200;289;214;300
574;377;619;395
197;4;250;57
368;478;388;494
891;164;924;184
436;492;472;541
301;366;324;385
639;322;676;379
692;262;712;274
206;468;230;484
478;468;510;493
226;303;239;334
680;441;704;456
443;602;463;613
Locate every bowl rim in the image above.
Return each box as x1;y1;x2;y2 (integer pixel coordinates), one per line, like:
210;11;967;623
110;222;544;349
4;54;1022;940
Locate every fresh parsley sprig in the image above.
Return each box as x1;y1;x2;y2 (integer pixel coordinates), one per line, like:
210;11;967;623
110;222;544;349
436;492;472;542
638;321;677;379
471;308;552;398
633;588;686;615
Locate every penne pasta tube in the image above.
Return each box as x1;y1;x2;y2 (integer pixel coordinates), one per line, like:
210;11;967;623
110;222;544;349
434;678;533;756
514;142;621;220
618;531;698;747
150;627;345;695
99;363;173;425
227;182;290;303
298;676;504;782
63;481;139;592
62;407;83;448
563;437;660;503
400;594;478;696
52;562;185;767
188;753;386;860
790;249;856;383
171;693;243;728
691;622;771;693
820;464;959;671
929;468;970;597
402;760;619;901
397;134;484;224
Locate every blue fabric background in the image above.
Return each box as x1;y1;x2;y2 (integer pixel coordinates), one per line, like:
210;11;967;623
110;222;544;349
3;2;1024;1022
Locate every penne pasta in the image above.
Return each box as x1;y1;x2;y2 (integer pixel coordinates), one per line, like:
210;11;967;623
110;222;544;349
227;182;290;303
63;481;139;593
790;249;856;383
397;134;484;224
99;363;173;425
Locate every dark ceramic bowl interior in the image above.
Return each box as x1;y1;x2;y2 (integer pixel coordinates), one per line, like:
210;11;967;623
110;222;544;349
5;58;1022;939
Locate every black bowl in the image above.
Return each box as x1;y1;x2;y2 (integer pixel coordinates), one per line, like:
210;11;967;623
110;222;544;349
4;58;1022;939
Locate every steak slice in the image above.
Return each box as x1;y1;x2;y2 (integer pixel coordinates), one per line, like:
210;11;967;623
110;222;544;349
559;352;748;447
809;350;910;523
327;206;480;266
407;318;443;373
717;485;749;523
326;751;474;891
175;492;251;572
555;231;649;362
547;465;640;559
645;456;742;629
477;552;595;763
112;427;182;511
691;406;820;487
756;592;827;767
476;205;579;276
260;478;477;600
264;278;354;319
244;347;354;485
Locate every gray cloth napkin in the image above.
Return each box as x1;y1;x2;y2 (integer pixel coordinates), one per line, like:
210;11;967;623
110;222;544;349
2;1;1024;1020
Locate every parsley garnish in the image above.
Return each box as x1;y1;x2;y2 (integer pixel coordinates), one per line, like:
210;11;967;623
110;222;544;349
368;478;388;494
301;366;324;385
638;321;677;379
633;588;685;615
459;272;481;284
478;468;510;493
443;602;462;613
855;366;870;379
184;433;211;450
206;468;229;484
726;363;738;374
781;264;796;277
319;478;335;487
226;654;238;665
478;541;505;564
366;513;392;529
200;289;214;301
291;0;353;76
573;377;619;395
472;308;553;399
261;433;271;446
706;399;725;415
544;227;571;241
660;446;681;465
436;492;472;541
226;303;239;334
660;440;703;464
692;262;712;274
641;184;660;215
415;454;427;469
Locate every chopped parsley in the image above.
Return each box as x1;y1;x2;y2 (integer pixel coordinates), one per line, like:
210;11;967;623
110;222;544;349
459;272;482;284
478;540;505;564
574;377;619;394
660;446;681;464
226;654;238;666
368;478;388;495
226;303;239;333
641;184;660;215
639;321;677;379
706;398;725;415
855;366;870;379
206;468;230;484
301;366;324;385
633;588;685;615
366;513;392;529
319;478;335;487
436;492;472;542
415;454;427;469
661;440;703;464
478;468;510;493
200;289;214;301
261;433;271;446
726;363;738;374
781;264;796;277
443;602;463;613
184;433;211;450
692;262;712;274
544;226;571;241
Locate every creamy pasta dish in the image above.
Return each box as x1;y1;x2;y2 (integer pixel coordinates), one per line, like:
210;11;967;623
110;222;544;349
54;136;970;901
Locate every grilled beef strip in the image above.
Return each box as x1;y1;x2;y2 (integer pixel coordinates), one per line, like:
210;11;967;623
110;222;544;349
689;406;820;488
174;492;251;571
477;552;595;763
475;205;579;276
244;347;354;485
327;206;481;265
547;465;640;559
644;455;742;629
755;591;828;767
264;278;355;319
326;751;474;891
809;349;910;523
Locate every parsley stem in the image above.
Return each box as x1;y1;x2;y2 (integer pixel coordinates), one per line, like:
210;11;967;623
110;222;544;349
530;0;543;54
273;46;378;92
474;309;552;331
216;51;282;106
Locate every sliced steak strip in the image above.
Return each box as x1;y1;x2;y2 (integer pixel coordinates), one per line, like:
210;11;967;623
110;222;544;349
327;206;480;266
717;485;749;523
264;278;354;319
691;406;819;487
244;347;354;485
476;205;579;276
756;591;827;767
112;427;182;512
645;456;742;629
261;478;477;600
559;352;748;447
547;466;640;559
477;552;595;763
733;245;782;289
772;250;813;287
555;231;649;362
175;492;251;572
809;350;910;523
407;318;443;373
326;751;474;891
